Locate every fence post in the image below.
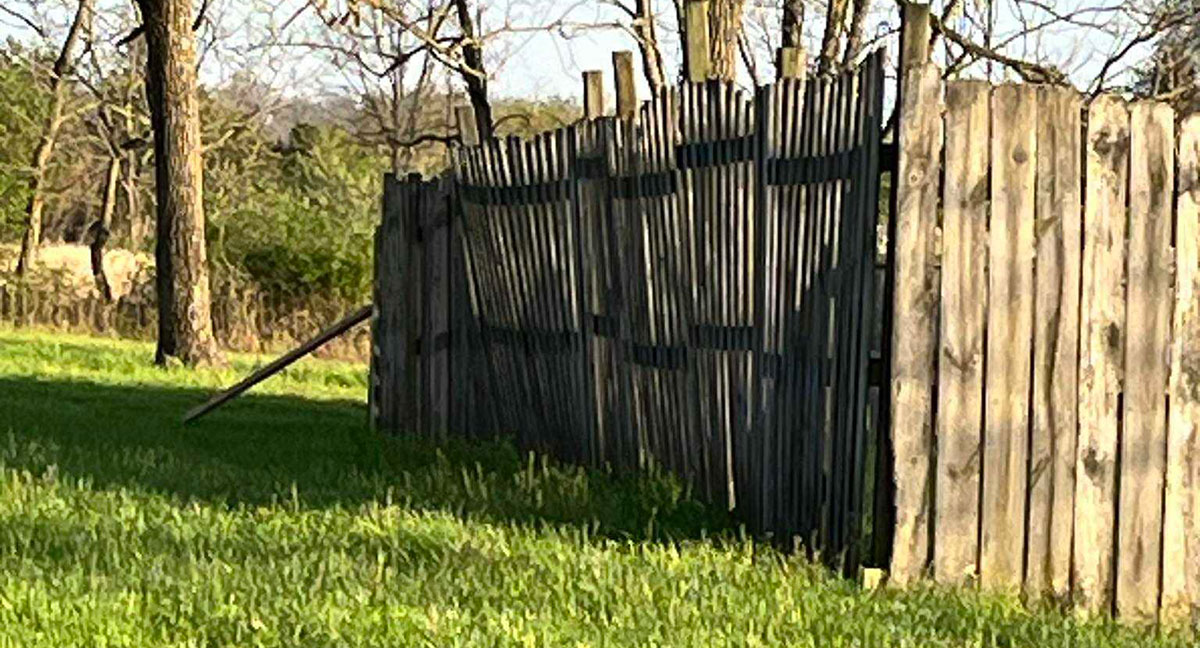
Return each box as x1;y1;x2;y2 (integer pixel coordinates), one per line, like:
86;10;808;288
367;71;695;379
612;51;637;120
584;70;606;120
775;46;806;80
457;105;480;147
684;0;711;82
887;3;940;587
899;2;932;71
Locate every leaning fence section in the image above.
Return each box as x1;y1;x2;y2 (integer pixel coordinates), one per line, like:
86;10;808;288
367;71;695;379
888;51;1200;622
373;53;888;571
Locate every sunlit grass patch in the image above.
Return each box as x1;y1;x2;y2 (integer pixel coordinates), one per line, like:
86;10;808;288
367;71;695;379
0;328;1190;646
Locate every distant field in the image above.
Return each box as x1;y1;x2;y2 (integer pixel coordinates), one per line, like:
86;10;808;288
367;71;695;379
0;327;1190;646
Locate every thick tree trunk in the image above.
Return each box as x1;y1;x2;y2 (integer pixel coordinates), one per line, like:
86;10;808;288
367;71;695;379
707;0;744;81
15;0;94;275
137;0;222;366
452;0;493;139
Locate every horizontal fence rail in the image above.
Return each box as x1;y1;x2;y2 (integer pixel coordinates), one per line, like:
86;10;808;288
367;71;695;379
373;53;888;572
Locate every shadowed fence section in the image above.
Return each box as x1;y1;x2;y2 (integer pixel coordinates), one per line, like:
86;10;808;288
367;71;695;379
373;53;889;571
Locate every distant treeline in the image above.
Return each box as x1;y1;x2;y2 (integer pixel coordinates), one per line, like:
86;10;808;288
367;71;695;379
0;45;579;307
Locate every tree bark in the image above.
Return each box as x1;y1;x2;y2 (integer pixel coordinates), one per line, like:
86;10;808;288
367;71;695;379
707;0;744;81
452;0;493;139
842;0;872;68
89;154;121;302
136;0;223;366
818;0;850;74
122;39;149;250
633;0;667;96
782;0;804;48
15;0;94;275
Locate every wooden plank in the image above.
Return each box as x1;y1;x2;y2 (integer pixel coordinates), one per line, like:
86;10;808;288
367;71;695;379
888;62;942;585
979;83;1037;592
829;66;859;561
785;76;813;542
1116;101;1174;622
795;76;828;549
1162;114;1200;622
829;68;861;559
1074;95;1129;614
456;105;480;147
776;46;805;80
933;80;989;585
613;52;637;120
847;52;885;573
184;306;372;424
1026;86;1082;597
900;3;931;71
584;71;606;120
427;180;452;441
752;81;773;531
684;0;710;82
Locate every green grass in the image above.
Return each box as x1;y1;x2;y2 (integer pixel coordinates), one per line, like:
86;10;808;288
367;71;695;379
0;327;1192;646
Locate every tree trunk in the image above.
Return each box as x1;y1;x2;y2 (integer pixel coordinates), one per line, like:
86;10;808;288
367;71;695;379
121;45;149;251
452;0;493;139
818;0;850;74
633;0;667;96
15;105;60;275
15;0;94;275
89;154;121;302
782;0;804;48
136;0;223;366
707;0;744;81
842;0;872;68
124;147;147;249
390;59;406;174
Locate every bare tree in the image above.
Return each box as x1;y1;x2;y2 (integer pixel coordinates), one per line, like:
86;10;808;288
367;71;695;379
603;0;667;95
15;0;95;275
134;0;223;366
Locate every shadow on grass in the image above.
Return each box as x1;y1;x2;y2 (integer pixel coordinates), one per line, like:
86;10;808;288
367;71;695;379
0;376;734;544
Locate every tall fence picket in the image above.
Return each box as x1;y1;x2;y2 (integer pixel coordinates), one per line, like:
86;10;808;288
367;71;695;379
1163;115;1200;622
1117;102;1174;621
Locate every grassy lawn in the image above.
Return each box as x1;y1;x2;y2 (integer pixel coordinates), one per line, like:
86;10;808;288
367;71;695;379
0;327;1191;646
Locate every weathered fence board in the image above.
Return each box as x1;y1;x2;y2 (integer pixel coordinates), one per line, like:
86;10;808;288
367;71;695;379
1027;86;1081;598
979;84;1036;592
883;17;1200;617
1116;102;1174;621
1163;114;1200;621
888;62;942;586
1076;96;1129;614
933;80;988;585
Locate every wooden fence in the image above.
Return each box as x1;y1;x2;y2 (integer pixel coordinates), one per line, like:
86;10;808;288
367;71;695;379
0;280;371;359
888;6;1200;623
373;52;889;571
371;2;1200;622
